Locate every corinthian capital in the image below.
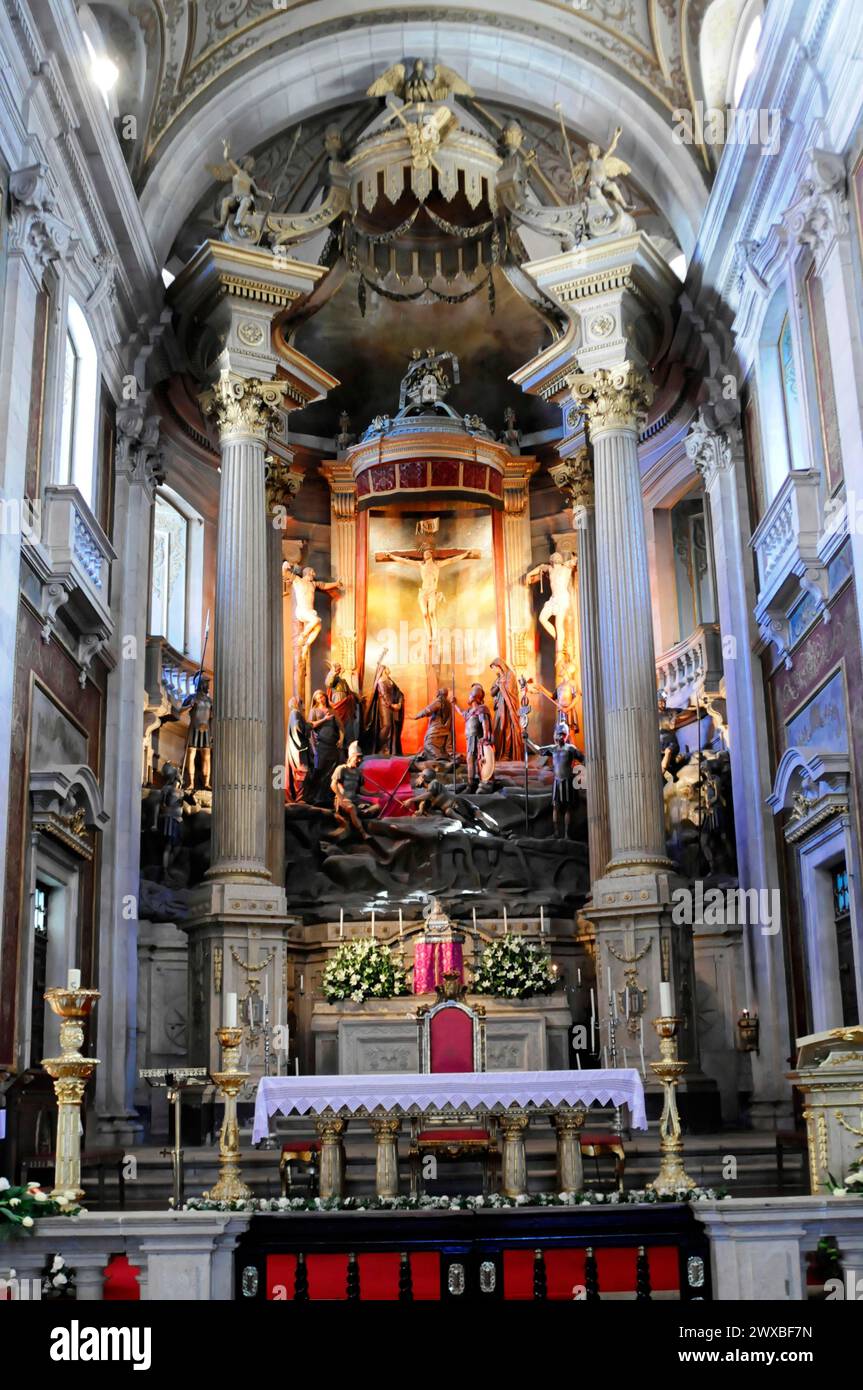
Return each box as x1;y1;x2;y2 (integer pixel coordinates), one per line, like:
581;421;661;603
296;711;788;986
9;164;74;279
200;371;289;440
550;447;593;512
569;363;653;434
684;408;737;490
782;149;848;265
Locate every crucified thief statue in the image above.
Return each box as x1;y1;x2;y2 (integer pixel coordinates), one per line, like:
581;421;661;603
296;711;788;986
284;564;343;660
375;544;480;647
525;551;577;654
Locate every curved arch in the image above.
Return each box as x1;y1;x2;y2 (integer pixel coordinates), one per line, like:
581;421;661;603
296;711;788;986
139;19;709;266
767;746;850;816
29;765;110;829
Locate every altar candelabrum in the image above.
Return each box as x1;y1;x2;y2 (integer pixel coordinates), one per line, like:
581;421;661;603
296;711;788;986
41;985;100;1201
205;1026;253;1202
647;1016;696;1195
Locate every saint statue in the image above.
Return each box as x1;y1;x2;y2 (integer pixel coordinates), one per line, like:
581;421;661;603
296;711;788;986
154;762;184;869
285;696;310;800
525;551;577;664
571;128;633;217
330;742;378;841
454;684;494;792
527;728;584;839
182;675;213;790
377;544;480;648
325;662;361;745
529;664;580;745
302;688;342;804
365;661;405;756
412;687;454;762
284;564;343;660
489;657;524;761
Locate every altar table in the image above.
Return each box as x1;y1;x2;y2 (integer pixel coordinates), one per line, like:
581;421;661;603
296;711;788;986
253;1070;646;1199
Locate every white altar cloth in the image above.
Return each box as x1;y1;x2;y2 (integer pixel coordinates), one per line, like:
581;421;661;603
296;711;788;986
252;1069;647;1143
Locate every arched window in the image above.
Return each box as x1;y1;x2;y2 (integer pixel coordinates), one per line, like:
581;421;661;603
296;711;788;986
730;5;764;106
150;488;204;659
57;297;99;509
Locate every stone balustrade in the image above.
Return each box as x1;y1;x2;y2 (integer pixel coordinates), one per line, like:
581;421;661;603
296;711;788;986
0;1211;251;1301
24;483;116;638
750;470;824;612
655;622;723;709
693;1196;863;1300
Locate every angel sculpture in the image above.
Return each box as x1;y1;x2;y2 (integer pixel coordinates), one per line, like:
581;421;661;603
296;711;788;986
570;127;633;217
367;58;475;104
207;140;273;234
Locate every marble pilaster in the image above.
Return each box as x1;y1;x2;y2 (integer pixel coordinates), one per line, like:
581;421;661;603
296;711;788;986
95;402;161;1142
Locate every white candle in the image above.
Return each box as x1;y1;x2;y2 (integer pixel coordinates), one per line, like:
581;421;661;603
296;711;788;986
577;967;582;987
472;907;478;934
622;1047;628;1068
660;981;674;1017
590;987;596;1021
299;973;304;994
590;1017;596;1051
371;911;376;937
540;905;546;933
624;987;630;1018
503;905;508;932
224;992;238;1027
399;908;404;937
67;969;81;991
295;1057;299;1075
575;1053;582;1069
602;1046;608;1068
339;908;344;938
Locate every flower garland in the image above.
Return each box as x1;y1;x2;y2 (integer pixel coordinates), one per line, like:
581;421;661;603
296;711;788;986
184;1187;728;1215
472;934;557;1000
321;938;409;1005
0;1178;82;1239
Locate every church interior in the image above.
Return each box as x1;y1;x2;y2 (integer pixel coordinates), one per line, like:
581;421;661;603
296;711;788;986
1;0;863;1316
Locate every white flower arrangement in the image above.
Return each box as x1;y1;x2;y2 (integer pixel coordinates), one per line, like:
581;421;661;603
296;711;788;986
321;938;409;1005
827;1159;863;1195
472;934;557;1000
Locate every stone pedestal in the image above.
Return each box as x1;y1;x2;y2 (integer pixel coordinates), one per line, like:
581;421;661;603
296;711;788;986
789;1026;863;1193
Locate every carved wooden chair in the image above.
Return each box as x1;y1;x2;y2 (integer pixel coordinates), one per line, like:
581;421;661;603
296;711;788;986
409;994;499;1196
279;1140;320;1197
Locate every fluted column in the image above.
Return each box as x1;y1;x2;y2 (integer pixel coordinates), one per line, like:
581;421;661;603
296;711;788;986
201;372;290;882
570;366;668;875
501;458;539;677
321;460;359;682
552;449;611;879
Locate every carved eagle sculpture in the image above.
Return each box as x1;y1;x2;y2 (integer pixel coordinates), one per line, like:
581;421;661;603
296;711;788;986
367;58;475;103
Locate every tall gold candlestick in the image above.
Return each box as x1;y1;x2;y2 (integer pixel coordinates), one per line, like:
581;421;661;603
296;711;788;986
205;1026;253;1203
647;1016;696;1195
42;986;101;1201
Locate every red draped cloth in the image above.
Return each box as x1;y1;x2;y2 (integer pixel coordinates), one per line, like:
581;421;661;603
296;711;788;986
413;937;465;994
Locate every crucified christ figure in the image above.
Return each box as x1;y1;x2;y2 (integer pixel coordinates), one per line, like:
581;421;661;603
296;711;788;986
375;544;480;647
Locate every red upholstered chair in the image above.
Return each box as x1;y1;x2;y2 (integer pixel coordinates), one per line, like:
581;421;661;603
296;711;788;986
279;1140;321;1197
409;998;498;1196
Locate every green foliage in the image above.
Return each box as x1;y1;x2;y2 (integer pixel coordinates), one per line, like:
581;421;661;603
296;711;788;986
321;938;409;1004
472;934;557;1000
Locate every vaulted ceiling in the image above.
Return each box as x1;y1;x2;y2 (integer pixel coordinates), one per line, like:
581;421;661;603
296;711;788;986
87;0;738;265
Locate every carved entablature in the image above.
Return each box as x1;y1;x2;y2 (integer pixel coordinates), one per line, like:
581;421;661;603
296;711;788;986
29;765;109;860
767;747;851;845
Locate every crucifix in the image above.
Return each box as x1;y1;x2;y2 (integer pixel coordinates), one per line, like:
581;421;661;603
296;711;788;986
375;540;481;649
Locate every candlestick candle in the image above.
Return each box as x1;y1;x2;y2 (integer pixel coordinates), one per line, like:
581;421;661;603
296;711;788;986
503;905;508;932
399;908;403;937
339;908;344;938
67;969;81;991
224;993;238;1027
371;911;375;937
659;981;674;1017
540;905;546;933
